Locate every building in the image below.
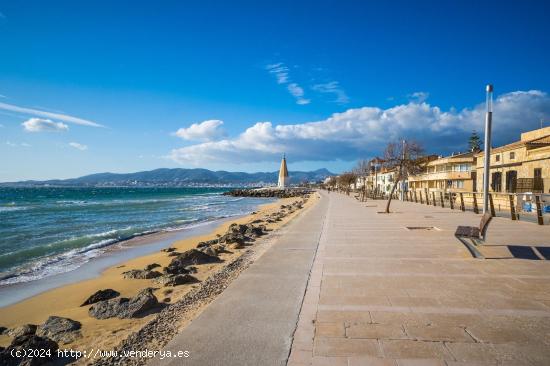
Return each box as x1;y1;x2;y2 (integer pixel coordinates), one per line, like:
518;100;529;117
278;154;289;188
408;152;475;193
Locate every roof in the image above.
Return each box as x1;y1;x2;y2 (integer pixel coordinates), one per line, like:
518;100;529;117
278;157;289;178
476;132;550;156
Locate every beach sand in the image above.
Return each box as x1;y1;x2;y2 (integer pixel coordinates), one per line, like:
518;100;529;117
0;192;319;356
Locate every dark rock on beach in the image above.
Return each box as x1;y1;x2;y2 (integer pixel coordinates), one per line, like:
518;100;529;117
36;316;81;344
123;269;162;279
88;288;159;320
154;274;199;287
223;188;312;198
0;335;58;366
164;249;220;276
7;324;37;338
81;289;120;306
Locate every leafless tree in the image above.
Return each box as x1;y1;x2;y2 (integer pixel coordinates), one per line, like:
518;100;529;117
383;140;425;213
353;159;370;201
337;172;358;195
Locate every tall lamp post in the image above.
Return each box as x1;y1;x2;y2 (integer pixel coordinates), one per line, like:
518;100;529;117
482;84;493;214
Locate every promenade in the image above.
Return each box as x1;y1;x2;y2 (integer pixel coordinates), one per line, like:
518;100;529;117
153;191;550;366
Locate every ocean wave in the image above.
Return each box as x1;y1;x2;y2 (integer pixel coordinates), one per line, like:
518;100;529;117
0;206;30;213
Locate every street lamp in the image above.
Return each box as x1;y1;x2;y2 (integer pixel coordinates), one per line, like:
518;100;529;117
482;84;493;214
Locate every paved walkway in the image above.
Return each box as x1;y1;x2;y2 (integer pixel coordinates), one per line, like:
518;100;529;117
151;194;329;366
289;191;550;366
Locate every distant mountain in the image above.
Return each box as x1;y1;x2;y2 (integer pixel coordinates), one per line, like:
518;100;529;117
1;168;335;187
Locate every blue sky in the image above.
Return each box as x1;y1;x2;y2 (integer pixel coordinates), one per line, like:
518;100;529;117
1;0;550;181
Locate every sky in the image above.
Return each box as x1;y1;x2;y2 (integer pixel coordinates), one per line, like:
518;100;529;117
1;0;550;182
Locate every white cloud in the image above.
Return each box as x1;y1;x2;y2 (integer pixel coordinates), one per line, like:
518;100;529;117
408;91;430;103
167;90;550;165
312;81;349;104
265;62;310;105
22;118;69;132
174;119;226;141
287;83;310;105
6;141;31;147
0;102;103;127
69;142;88;151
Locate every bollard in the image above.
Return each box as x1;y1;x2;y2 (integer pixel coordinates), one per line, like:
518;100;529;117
439;191;445;208
489;194;496;217
419;191;424;204
414;191;418;203
472;193;479;214
535;195;544;225
449;193;454;210
425;189;430;205
432;192;437;207
459;193;465;211
508;195;517;220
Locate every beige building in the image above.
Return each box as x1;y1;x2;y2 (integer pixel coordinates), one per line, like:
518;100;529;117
475;126;550;194
408;152;475;193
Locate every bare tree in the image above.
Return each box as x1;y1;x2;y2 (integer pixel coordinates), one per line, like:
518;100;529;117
327;176;338;190
337;172;358;195
353;159;370;201
383;140;425;213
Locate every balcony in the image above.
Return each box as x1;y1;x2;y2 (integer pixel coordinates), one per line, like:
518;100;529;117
408;170;472;182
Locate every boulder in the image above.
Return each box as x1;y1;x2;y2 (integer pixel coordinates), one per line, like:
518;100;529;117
0;326;7;335
118;288;159;319
1;335;58;366
144;263;160;271
245;225;265;237
122;269;162;279
164;249;220;275
89;298;129;320
197;239;218;248
88;288;159;319
154;274;199;287
199;246;217;257
167;251;181;257
161;247;176;253
7;324;36;338
36;316;81;344
80;289;120;306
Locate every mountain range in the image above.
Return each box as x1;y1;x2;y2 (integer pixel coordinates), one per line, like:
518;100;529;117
1;168;334;187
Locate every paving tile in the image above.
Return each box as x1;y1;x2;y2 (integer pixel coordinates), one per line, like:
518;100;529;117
314;337;382;357
348;356;398;366
315;322;345;337
311;356;348;366
347;323;408;340
380;340;453;360
396;359;446;366
404;325;474;342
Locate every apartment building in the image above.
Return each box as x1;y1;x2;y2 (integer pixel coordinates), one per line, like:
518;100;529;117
408;152;475;193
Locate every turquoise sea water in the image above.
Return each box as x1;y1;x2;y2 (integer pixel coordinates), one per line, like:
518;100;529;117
0;187;271;285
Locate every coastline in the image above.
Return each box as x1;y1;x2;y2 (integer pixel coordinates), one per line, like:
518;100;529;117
0;192;319;355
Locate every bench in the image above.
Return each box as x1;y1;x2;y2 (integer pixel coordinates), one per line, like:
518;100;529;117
454;212;492;258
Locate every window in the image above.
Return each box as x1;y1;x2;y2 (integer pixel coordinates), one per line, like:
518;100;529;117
456;180;464;189
506;170;517;193
510;152;515;160
495;154;500;162
491;172;502;192
534;168;544;192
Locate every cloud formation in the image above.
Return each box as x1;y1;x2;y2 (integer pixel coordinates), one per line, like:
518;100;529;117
69;142;88;151
22;118;69;132
408;91;430;103
174;119;226;141
168;90;550;166
6;141;31;147
0;102;103;127
312;81;350;105
266;63;310;105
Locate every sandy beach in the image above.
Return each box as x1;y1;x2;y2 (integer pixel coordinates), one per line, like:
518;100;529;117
0;191;319;359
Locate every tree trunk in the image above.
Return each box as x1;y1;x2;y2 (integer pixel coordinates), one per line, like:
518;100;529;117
385;177;401;213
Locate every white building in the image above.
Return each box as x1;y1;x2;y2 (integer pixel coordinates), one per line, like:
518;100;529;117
278;155;289;188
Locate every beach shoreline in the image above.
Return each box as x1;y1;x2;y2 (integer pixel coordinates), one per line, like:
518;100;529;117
0;191;319;358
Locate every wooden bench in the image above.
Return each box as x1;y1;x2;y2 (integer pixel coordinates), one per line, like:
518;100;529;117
454;212;492;258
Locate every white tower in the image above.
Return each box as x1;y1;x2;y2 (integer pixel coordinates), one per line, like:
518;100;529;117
278;154;289;188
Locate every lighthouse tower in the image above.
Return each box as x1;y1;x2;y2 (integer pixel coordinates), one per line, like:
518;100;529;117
278;154;289;188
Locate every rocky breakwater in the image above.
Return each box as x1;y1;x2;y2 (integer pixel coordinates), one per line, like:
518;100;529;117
223;188;312;198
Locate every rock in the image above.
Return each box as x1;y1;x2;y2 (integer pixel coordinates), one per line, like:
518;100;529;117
154;274;199;287
122;269;162;279
245;225;265;237
219;232;245;245
163;298;171;303
167;251;181;257
223;188;313;198
36;316;81;344
161;247;176;253
197;239;218;248
7;324;36;338
118;288;159;319
163;289;173;295
0;326;7;335
88;288;159;319
251;219;264;224
199;246;217;257
164;249;220;275
81;289;120;306
144;263;160;271
1;335;58;366
89;298;129;319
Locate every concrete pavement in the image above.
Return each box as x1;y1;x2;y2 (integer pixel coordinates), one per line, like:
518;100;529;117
289;191;550;366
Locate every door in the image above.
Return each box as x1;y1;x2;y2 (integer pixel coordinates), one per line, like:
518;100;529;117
506;170;517;193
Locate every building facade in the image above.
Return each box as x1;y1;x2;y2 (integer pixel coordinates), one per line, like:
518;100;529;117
474;126;550;194
408;152;475;193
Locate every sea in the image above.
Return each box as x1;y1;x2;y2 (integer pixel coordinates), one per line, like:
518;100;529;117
0;186;272;287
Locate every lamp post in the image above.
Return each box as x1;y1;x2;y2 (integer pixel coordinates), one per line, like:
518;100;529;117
482;84;493;214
